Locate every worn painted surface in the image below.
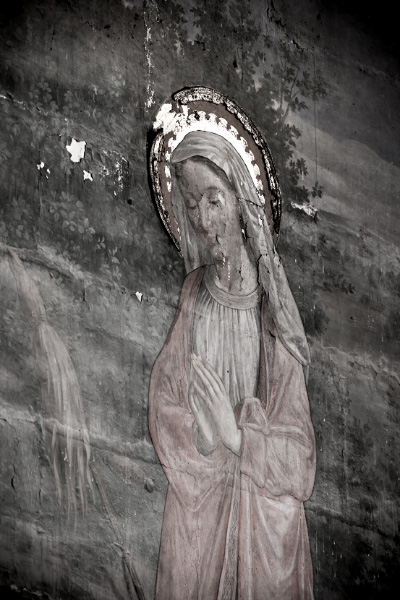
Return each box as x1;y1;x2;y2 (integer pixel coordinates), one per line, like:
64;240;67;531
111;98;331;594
0;1;399;599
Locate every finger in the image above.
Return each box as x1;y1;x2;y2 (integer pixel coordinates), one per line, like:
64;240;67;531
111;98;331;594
191;381;215;417
188;389;197;412
192;354;225;396
192;356;222;401
191;390;205;414
192;355;217;389
193;379;211;408
190;388;213;432
193;353;221;381
189;384;201;411
199;363;232;411
192;372;210;401
198;358;226;397
192;367;211;399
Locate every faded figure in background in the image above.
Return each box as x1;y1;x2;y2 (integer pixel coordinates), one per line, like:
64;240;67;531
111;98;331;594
149;130;316;599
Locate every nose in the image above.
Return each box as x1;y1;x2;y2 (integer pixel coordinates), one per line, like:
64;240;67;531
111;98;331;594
197;197;210;234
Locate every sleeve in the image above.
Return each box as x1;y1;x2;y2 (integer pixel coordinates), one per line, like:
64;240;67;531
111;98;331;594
237;340;316;502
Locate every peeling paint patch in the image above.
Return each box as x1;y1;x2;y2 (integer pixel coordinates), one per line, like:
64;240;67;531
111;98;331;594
290;202;318;218
135;291;143;302
66;139;86;163
37;162;50;179
83;170;93;181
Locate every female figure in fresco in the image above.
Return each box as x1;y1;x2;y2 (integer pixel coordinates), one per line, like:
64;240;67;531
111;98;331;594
149;128;316;599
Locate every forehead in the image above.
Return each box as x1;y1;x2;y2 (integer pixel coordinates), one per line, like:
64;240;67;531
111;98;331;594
178;158;231;189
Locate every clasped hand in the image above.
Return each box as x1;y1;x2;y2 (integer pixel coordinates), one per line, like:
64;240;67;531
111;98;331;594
189;353;241;456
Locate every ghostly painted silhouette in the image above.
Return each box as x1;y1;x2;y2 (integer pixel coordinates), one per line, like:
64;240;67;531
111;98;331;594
149;114;316;599
0;243;148;600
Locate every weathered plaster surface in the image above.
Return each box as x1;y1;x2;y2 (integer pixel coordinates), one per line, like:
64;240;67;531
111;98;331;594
0;1;399;598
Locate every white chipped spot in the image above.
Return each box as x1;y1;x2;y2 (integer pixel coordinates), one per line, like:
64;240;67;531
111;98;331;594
83;170;93;181
37;161;45;170
258;214;264;227
66;138;86;163
135;291;143;302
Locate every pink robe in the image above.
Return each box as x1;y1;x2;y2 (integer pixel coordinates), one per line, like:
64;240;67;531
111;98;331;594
149;267;316;600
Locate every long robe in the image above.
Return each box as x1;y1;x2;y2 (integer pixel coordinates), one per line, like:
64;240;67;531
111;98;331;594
149;267;316;600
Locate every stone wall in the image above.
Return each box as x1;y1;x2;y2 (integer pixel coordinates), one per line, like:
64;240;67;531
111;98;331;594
0;1;399;598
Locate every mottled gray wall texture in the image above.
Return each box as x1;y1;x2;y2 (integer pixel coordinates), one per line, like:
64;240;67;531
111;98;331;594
0;0;399;599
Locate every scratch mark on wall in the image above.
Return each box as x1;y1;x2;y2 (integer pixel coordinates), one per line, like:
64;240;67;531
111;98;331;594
121;0;141;9
290;201;317;218
0;93;25;108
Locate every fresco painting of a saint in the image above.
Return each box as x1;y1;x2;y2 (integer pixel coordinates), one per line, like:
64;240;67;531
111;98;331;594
149;88;316;599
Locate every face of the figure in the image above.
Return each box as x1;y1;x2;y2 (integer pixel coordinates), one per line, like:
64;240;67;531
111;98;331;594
175;156;242;261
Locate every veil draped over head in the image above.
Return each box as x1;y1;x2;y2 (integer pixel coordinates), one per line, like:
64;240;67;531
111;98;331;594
170;131;311;369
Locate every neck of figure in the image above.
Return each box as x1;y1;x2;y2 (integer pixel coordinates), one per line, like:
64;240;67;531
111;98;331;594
210;241;258;295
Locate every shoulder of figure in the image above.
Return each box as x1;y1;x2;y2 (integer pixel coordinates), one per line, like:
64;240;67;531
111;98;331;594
179;266;206;305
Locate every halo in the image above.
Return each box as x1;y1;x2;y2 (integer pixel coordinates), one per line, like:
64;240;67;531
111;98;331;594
149;86;282;253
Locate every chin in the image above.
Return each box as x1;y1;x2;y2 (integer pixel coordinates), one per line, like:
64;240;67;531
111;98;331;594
209;248;225;262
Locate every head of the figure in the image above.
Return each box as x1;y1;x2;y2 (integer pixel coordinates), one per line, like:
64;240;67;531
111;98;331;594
174;155;243;262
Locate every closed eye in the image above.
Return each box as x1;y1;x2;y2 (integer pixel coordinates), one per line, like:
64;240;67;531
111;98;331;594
204;188;224;208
